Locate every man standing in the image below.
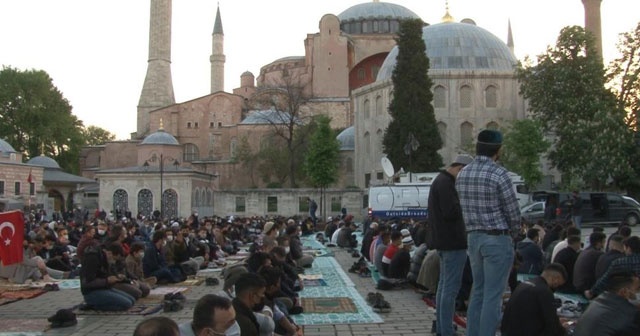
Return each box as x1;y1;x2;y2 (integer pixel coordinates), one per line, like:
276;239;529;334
501;263;568;336
456;129;521;336
428;154;473;336
570;191;583;229
308;197;318;228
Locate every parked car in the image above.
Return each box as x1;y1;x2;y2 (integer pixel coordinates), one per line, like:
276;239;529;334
520;201;545;223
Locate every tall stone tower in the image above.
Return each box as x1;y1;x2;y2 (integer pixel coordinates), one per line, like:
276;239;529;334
137;0;176;138
210;5;225;93
582;0;603;59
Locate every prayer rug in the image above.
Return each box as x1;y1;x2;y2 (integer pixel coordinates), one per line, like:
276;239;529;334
0;319;49;333
301;278;327;287
422;297;467;328
0;289;46;300
292;286;383;325
147;286;189;296
301;297;357;313
75;304;163;316
176;278;203;286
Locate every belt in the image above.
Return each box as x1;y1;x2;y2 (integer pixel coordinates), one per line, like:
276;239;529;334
472;229;510;236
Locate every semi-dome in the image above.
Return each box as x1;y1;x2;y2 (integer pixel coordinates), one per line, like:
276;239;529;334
376;21;517;81
0;139;17;154
141;129;179;145
27;155;61;169
338;2;420;22
338;1;420;35
336;126;355;151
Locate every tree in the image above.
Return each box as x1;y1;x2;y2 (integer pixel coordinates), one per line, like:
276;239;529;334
500;119;550;189
250;74;311;187
382;18;443;172
235;135;259;188
83;125;115;146
0;66;85;173
606;22;640;192
517;26;632;189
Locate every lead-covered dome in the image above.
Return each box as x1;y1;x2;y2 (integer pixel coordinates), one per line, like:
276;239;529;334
141;129;179;145
27;155;61;169
336;126;355;151
0;139;17;154
376;21;517;81
338;1;420;35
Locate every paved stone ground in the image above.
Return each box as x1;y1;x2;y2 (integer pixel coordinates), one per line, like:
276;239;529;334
0;247;436;336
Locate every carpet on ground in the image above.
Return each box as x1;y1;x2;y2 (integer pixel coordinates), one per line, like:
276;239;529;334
301;279;327;287
1;288;46;300
176;278;203;286
292;285;383;325
0;319;49;333
75;304;163;316
301;297;357;313
148;287;189;296
423;297;467;328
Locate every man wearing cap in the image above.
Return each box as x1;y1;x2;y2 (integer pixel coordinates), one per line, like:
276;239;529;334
388;235;414;280
456;129;520;336
428;154;472;336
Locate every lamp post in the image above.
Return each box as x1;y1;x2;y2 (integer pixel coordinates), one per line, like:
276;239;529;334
144;153;180;220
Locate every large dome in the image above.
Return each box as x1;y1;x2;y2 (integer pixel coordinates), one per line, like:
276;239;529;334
27;155;61;169
0;139;16;154
141;129;179;145
338;2;420;22
376;22;517;81
336;126;355;151
338;1;420;35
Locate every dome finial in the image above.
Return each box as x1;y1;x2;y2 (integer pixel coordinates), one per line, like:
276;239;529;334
442;0;454;23
159;118;164;131
40;142;45;156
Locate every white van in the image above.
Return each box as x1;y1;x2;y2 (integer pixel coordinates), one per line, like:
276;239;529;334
367;171;529;220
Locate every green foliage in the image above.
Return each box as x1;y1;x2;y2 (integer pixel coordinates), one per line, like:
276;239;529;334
304;115;341;188
235;136;258;187
83;125;115;146
517;26;633;189
382;19;443;172
0;66;85;173
500;119;550;188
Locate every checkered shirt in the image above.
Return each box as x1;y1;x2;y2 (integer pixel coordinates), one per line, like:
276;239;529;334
455;155;521;232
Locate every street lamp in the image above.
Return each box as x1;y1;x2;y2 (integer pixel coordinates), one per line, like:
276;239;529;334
144;153;180;220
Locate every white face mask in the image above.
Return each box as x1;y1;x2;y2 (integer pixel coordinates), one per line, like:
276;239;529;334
139;252;145;259
163;240;167;247
284;247;290;254
166;235;174;242
298;231;302;237
194;213;198;217
98;229;106;235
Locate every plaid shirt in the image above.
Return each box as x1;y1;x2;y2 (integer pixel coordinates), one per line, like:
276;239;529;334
590;253;640;297
455;155;521;232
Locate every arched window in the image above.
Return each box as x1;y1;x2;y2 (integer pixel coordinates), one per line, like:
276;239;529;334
460;122;473;147
364;99;370;119
460;85;472;108
193;189;200;207
230;138;238;158
375;96;383;116
485;85;497;108
434;85;446;108
183;143;199;162
364;132;371;156
137;189;153;217
376;129;383;157
113;189;128;213
437;122;447;147
207;188;213;205
486;121;499;130
162;189;178;220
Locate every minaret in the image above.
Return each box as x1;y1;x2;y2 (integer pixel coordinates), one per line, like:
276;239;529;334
507;19;514;55
582;0;603;59
137;0;176;138
210;4;225;93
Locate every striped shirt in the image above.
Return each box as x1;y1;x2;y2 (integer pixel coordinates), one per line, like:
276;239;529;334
456;155;521;232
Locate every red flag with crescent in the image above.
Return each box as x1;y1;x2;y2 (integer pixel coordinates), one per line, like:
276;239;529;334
27;169;33;184
0;210;24;266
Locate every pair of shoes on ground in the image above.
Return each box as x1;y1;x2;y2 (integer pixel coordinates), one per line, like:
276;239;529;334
43;283;60;291
366;292;391;313
163;292;186;312
205;277;220;286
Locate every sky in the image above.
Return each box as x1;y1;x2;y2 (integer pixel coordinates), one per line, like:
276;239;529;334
0;0;637;140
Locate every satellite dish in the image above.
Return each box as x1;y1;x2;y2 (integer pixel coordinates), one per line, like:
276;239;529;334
381;157;395;178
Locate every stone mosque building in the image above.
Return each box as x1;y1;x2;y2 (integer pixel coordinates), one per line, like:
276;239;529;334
77;0;604;219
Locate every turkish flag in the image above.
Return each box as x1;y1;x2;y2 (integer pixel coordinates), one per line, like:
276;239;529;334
0;210;25;266
27;169;33;184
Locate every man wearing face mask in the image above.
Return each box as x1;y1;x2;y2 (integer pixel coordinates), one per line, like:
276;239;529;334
95;221;109;244
573;272;640;335
232;273;267;336
143;230;183;284
500;263;569;336
126;242;157;287
46;228;76;275
179;294;240;336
